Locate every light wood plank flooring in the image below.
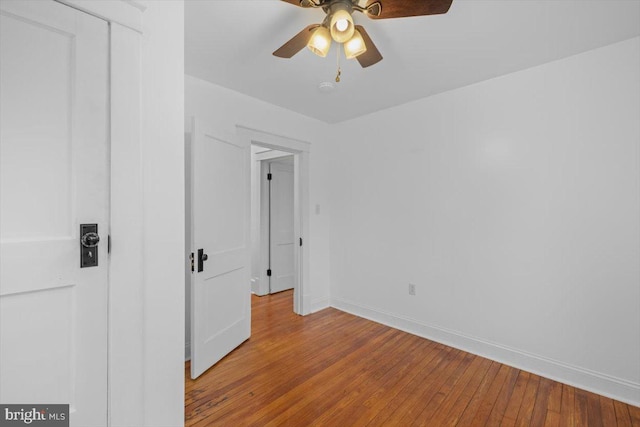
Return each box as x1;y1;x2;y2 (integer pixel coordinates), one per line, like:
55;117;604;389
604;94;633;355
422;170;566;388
185;290;640;426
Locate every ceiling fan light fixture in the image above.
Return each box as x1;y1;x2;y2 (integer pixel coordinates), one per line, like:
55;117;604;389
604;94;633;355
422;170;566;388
344;29;367;59
307;25;331;57
329;7;354;43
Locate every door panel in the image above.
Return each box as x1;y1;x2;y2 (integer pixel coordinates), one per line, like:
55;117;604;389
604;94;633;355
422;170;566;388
0;5;73;239
0;1;109;425
191;121;251;379
1;287;74;402
269;159;295;293
204;268;246;338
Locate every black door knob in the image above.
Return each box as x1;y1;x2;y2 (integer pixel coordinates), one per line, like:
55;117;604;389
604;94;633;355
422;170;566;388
197;249;208;272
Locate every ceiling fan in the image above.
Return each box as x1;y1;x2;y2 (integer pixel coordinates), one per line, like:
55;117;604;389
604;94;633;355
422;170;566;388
273;0;454;68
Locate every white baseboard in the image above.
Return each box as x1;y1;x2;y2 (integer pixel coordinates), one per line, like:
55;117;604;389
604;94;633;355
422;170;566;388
330;296;640;407
185;342;191;362
310;297;330;313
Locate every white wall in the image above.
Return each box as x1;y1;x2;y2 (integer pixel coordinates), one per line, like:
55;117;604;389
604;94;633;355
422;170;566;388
140;2;185;426
185;75;333;354
328;37;640;405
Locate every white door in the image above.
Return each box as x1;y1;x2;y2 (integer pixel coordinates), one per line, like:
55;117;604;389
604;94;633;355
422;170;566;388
190;119;251;379
269;159;296;294
0;1;109;425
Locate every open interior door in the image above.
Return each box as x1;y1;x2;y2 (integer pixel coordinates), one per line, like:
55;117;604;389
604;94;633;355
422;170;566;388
269;158;296;293
190;119;251;379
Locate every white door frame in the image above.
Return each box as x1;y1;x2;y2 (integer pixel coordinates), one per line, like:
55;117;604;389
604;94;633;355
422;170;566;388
237;126;310;315
54;1;148;425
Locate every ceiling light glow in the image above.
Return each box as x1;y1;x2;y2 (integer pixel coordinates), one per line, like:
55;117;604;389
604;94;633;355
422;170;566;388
307;26;331;57
344;29;367;59
330;8;354;43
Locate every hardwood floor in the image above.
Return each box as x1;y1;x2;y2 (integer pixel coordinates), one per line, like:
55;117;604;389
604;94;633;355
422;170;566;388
185;290;640;426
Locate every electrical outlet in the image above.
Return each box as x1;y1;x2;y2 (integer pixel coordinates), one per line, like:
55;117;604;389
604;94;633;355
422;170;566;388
408;283;416;296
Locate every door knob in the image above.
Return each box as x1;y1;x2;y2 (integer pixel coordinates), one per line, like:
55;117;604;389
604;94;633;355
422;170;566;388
81;232;100;248
197;249;208;272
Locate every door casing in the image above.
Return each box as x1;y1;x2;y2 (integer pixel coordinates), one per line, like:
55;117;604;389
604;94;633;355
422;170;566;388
54;1;151;425
238;126;311;315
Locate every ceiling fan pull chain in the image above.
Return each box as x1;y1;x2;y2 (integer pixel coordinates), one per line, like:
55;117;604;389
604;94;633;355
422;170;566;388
335;43;341;83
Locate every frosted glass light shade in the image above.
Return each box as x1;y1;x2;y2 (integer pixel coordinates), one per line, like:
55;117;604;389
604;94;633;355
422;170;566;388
307;26;331;57
344;30;367;59
330;9;354;43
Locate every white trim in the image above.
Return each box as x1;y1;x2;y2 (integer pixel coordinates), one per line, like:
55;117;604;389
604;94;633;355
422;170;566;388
311;297;330;313
238;126;311;315
60;1;146;425
237;125;311;153
331;296;640;407
121;0;147;12
55;0;144;33
108;21;145;427
184;117;195;365
255;151;294;162
257;161;270;296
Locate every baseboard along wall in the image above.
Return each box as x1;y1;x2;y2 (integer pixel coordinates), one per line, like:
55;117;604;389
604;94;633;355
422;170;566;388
330;296;640;407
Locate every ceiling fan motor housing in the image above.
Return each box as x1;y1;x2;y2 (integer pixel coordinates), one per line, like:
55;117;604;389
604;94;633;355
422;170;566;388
322;0;355;15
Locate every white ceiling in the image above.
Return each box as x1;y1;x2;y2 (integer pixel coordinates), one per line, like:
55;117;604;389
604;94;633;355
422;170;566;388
185;0;640;123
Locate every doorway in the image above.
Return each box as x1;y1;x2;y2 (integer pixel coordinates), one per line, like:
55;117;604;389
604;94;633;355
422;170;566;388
185;124;311;369
251;148;296;297
239;123;311;317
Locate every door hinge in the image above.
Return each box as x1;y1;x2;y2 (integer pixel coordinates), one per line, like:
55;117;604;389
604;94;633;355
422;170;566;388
267;269;272;277
190;252;194;272
108;235;111;254
299;237;303;247
267;173;272;180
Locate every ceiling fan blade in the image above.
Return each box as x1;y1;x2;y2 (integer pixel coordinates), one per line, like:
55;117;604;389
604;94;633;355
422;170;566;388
364;0;453;19
273;25;319;58
355;25;383;68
